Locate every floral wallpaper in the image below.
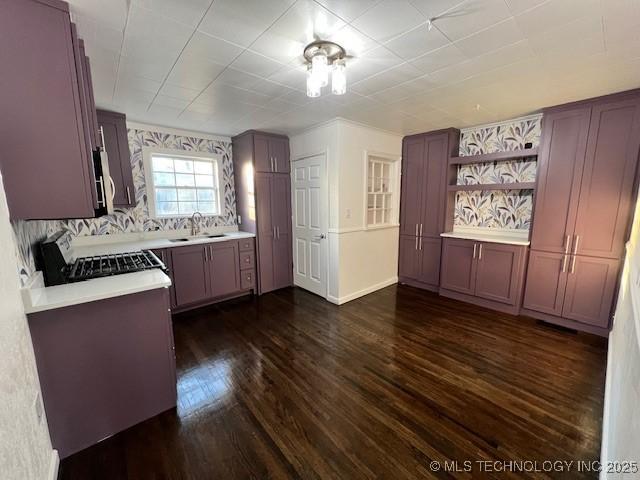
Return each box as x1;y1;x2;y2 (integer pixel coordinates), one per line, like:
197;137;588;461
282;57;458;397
12;127;237;285
454;115;542;230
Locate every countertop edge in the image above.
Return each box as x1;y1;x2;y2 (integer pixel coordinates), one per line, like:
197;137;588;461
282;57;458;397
440;232;531;246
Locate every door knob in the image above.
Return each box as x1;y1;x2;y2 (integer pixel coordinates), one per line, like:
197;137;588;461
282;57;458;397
314;234;326;240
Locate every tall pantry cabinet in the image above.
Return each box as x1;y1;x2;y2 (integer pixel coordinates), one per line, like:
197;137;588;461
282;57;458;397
398;128;459;291
523;91;640;334
233;131;293;294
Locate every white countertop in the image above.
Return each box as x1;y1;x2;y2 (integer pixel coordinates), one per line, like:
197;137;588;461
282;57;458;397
22;270;172;314
440;229;530;246
22;231;256;314
73;231;256;257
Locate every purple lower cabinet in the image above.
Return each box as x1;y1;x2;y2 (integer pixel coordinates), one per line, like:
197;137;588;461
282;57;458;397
398;235;420;281
561;255;620;328
28;288;176;459
474;242;525;306
171;244;210;307
418;237;442;287
209;242;241;297
522;250;568;316
440;238;477;295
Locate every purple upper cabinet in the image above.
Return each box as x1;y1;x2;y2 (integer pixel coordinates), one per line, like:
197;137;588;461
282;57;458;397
530;107;591;254
253;134;272;173
421;134;448;238
97;110;135;207
399;137;425;237
0;0;96;219
79;41;101;150
270;137;289;173
572;97;640;259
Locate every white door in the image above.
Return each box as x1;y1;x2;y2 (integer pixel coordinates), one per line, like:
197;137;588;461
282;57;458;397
292;154;328;297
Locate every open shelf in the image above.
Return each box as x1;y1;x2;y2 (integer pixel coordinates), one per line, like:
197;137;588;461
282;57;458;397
447;182;536;192
449;147;538;165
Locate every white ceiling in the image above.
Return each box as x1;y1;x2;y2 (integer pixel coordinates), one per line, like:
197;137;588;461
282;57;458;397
69;0;640;137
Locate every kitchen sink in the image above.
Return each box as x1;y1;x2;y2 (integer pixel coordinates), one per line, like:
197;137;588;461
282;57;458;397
206;234;226;238
169;238;190;242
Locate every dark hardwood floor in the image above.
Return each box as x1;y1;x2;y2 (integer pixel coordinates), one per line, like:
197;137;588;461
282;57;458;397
58;285;607;479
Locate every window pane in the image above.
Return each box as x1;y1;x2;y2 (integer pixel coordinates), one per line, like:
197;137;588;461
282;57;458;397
377;194;385;209
195;174;214;187
367;210;374;225
157;202;178;215
375;210;382;224
174;159;194;173
197;189;215;202
194;161;213;175
198;202;216;214
177;189;196;201
175;173;195;187
178;202;198;215
384;209;391;224
367;194;375;209
152;156;174;172
155;188;177;202
153;172;175;186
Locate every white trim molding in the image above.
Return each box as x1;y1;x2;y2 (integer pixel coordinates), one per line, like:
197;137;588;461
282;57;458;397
327;276;398;305
48;450;59;480
126;121;232;143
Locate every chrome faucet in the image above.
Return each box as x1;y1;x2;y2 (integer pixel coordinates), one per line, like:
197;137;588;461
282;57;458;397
190;211;203;236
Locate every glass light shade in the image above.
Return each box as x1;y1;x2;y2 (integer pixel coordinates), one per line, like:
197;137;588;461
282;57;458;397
306;66;321;98
331;60;346;95
311;50;329;87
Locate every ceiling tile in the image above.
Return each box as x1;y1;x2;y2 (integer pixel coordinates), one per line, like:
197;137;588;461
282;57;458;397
132;0;212;27
346;46;404;84
410;44;468;74
181;32;244;65
328;25;378;58
198;0;296;47
68;0;129;31
503;0;548;15
454;18;525;58
122;5;193;59
157;83;202;101
197;83;272;107
315;0;379;22
408;0;468;18
247;79;296;97
527;17;605;56
214;68;263;90
152;94;192;110
352;0;425;43
165;54;227;91
116;74;162;94
514;0;602;37
118;53;177;82
262;96;300;113
351;62;422;96
434;0;512;41
230;50;285;77
384;22;450;60
603;4;640;46
267;65;308;91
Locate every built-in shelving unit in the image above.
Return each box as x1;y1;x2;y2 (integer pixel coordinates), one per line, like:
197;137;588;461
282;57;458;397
447;182;536;192
448;147;538;165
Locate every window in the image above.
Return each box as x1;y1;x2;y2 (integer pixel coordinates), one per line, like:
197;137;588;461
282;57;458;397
366;155;395;227
145;149;222;218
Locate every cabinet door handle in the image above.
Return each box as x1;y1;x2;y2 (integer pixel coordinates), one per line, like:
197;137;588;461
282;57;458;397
99;126;107;154
478;243;482;260
415;236;418;250
109;176;116;201
415;224;418;236
419;237;422;250
561;254;568;273
126;186;132;205
473;243;477;259
210;246;213;261
564;234;571;254
572;235;580;254
204;247;208;262
570;255;577;274
419;223;423;236
276;226;280;239
273;156;277;172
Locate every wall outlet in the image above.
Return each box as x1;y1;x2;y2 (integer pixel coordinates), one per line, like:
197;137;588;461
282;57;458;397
34;391;44;425
345;209;351;219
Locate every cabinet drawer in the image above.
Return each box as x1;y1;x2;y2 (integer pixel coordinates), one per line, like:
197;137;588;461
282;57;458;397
239;251;255;270
241;270;255;290
238;237;255;252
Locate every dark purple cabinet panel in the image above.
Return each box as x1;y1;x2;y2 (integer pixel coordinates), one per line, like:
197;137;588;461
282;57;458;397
28;288;176;458
254;134;272;173
210;242;241;297
270;137;290;173
152;248;176;309
97;110;135;207
562;255;620;327
522;250;568;316
255;173;275;293
399;235;420;280
0;0;95;219
82;53;101;150
440;238;476;295
474;243;523;306
239;237;255;252
422;135;447;237
241;270;256;290
418;237;442;286
572;98;640;259
271;174;293;290
240;250;255;270
400;137;424;237
171;244;210;306
530;107;591;253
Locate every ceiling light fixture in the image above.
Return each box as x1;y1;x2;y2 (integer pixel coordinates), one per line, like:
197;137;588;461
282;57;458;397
303;40;347;97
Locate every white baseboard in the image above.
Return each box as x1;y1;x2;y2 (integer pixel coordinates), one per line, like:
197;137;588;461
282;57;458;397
48;450;59;480
599;335;614;480
327;277;398;305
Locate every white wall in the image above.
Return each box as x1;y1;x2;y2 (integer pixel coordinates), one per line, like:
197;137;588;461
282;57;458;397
290;119;402;304
0;172;56;479
600;197;640;477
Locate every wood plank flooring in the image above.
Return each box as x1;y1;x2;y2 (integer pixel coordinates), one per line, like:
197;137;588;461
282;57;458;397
58;285;608;479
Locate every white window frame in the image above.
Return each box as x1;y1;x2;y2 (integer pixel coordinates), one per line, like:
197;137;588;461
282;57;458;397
142;147;224;219
363;151;401;229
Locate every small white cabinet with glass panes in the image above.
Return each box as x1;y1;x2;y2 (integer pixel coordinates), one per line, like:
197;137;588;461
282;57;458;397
143;149;223;218
366;156;394;227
